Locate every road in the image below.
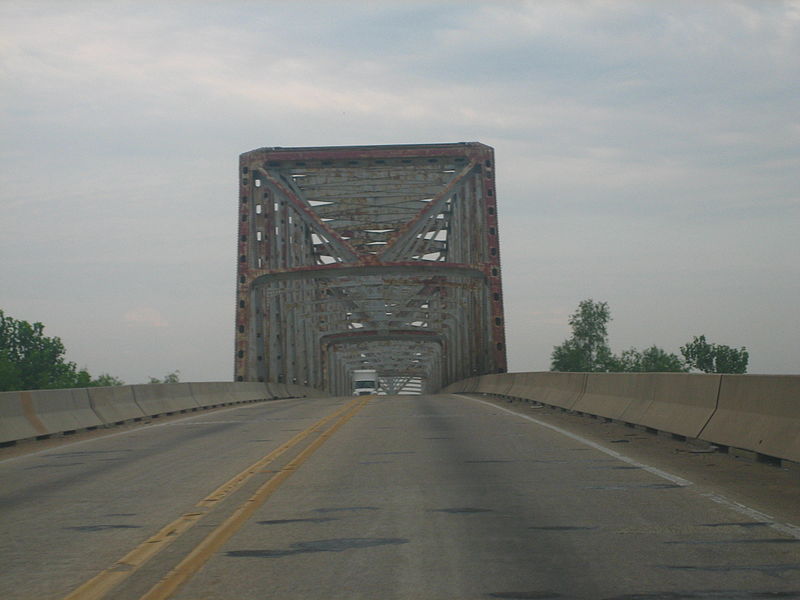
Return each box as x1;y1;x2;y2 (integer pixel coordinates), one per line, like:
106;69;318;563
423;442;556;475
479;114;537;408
1;393;799;599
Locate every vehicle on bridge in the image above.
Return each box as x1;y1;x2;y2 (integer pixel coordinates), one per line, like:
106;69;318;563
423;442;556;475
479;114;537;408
352;369;378;396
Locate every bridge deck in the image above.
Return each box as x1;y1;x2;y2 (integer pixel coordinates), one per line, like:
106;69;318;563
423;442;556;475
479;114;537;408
1;394;798;599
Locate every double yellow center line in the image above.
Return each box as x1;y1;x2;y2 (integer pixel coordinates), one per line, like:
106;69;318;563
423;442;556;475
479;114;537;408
65;396;371;600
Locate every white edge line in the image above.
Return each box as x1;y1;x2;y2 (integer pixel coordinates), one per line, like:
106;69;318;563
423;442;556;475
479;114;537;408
454;394;800;541
456;394;693;486
700;492;800;539
0;397;315;465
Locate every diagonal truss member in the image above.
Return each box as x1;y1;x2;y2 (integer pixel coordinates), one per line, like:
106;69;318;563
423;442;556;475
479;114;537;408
234;143;506;395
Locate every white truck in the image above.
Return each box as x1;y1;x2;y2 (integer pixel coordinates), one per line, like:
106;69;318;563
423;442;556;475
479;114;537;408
352;369;378;396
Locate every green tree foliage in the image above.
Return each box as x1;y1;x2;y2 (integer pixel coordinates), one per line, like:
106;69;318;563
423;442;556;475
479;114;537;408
614;346;688;372
148;370;180;384
551;300;725;373
1;309;76;390
0;309;123;391
91;373;126;387
551;299;616;372
680;335;748;374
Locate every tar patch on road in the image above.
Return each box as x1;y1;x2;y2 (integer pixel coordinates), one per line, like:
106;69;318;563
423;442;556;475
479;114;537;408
433;507;493;514
226;537;409;558
604;592;800;599
664;539;799;545
41;449;134;458
313;506;379;513
256;518;338;525
585;483;683;490
24;462;85;469
701;522;771;528
528;525;598;531
659;563;800;576
65;524;142;531
488;592;563;599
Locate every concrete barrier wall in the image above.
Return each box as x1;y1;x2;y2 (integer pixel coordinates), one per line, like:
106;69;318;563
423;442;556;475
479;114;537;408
266;382;291;398
0;391;47;443
131;383;199;415
88;385;147;424
23;388;104;436
284;384;312;398
441;376;480;394
295;385;331;399
474;373;516;396
573;373;656;421
700;375;800;463
232;382;272;403
191;382;237;408
463;376;481;393
638;373;720;439
0;380;330;445
507;372;586;410
444;371;799;463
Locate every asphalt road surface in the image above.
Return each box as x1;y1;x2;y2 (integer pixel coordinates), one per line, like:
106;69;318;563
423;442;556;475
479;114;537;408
1;394;799;600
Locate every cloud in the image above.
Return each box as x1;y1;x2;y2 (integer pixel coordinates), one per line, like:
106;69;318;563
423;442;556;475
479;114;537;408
123;307;169;328
1;1;798;379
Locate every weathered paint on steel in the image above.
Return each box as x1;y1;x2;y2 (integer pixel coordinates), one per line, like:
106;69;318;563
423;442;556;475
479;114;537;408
235;142;506;395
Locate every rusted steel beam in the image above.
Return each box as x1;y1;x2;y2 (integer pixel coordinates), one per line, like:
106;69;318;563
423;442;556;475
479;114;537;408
379;159;479;262
235;142;507;394
242;142;492;163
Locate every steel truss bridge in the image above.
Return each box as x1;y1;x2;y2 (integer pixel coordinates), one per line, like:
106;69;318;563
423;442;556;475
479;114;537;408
235;143;506;395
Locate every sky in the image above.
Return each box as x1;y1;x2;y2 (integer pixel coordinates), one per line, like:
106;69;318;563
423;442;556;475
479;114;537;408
1;0;798;383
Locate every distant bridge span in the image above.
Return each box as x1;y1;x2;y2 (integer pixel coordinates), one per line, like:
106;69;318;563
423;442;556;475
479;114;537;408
234;143;507;394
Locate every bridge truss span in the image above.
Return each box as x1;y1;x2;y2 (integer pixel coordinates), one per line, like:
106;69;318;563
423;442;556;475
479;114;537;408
235;143;506;395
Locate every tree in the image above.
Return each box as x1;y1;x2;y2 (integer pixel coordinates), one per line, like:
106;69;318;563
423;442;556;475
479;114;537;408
615;345;687;372
148;370;180;384
0;309;123;391
680;335;748;374
551;299;616;372
90;373;125;387
1;309;85;391
552;300;691;373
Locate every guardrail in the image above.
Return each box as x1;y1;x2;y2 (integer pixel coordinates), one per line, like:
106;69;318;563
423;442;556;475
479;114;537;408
444;372;800;465
0;381;330;446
